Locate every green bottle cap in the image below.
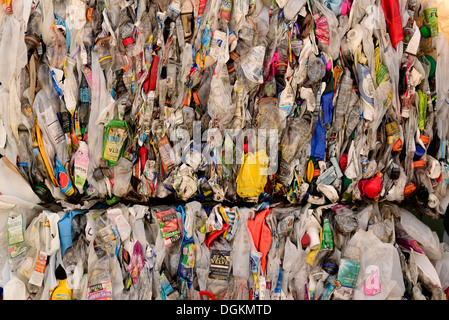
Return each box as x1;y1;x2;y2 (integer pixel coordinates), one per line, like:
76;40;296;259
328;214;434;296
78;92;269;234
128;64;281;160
420;26;431;38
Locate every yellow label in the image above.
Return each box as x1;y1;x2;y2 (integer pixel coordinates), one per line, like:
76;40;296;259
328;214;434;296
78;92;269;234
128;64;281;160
53;293;71;300
103;127;127;162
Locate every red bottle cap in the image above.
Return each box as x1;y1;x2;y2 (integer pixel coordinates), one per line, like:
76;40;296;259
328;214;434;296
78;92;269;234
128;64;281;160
122;37;134;47
301;233;311;248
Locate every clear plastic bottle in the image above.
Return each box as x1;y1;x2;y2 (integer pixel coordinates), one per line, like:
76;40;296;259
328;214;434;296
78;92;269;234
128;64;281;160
93;36;113;70
33;89;69;165
235;45;266;92
274;43;289;94
332;68;353;134
25;6;42;51
280;113;312;164
46;25;67;69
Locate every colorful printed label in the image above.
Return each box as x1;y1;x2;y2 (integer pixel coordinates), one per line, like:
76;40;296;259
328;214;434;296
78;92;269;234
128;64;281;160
74;141;89;193
103;126;127;164
156;209;181;246
209;249;231;281
28;251;47;287
424;8;439;37
8;214;24;245
88;281;113;300
364;265;381;296
337;258;360;289
55;156;75;196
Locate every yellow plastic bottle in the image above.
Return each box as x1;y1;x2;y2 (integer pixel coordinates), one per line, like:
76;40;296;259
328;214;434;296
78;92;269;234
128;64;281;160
51;278;72;300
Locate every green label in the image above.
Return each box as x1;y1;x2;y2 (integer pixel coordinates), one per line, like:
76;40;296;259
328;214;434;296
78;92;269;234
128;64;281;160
8;215;24;245
320;219;333;250
424;8;439;37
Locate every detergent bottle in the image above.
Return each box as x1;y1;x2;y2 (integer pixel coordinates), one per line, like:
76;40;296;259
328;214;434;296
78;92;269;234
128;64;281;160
51;265;72;300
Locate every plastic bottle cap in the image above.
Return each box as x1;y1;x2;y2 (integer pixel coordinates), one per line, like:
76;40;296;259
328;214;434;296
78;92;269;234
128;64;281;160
420;26;431;38
413;160;427;168
339;153;348;171
393;139;403;152
420;135;430;144
404;183;416;197
122;37;134;47
192;91;200;106
301;233;311;248
414;144;426;160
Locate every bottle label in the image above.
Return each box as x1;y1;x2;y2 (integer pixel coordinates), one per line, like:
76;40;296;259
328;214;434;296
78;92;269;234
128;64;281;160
364;265;381;296
169;0;181;13
160;272;175;298
358;65;375;106
278;83;295;118
79;86;90;103
424;8;438;37
198;0;207;15
385;121;400;144
241;46;265;84
209;249;231;281
178;242;195;281
42;106;66;146
156;209;181;246
28;251;47;287
273;267;283;299
157;136;175;172
83;67;93;87
219;0;232;21
313;13;330;46
209;30;227;62
103;126;127;163
320;219;333;250
88;280;113;300
221;207;239;241
8;214;27;259
7;214;24;245
55;156;75;196
107;209;132;241
337;258;360;288
53;293;71;300
74;141;89;193
63;80;77;116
